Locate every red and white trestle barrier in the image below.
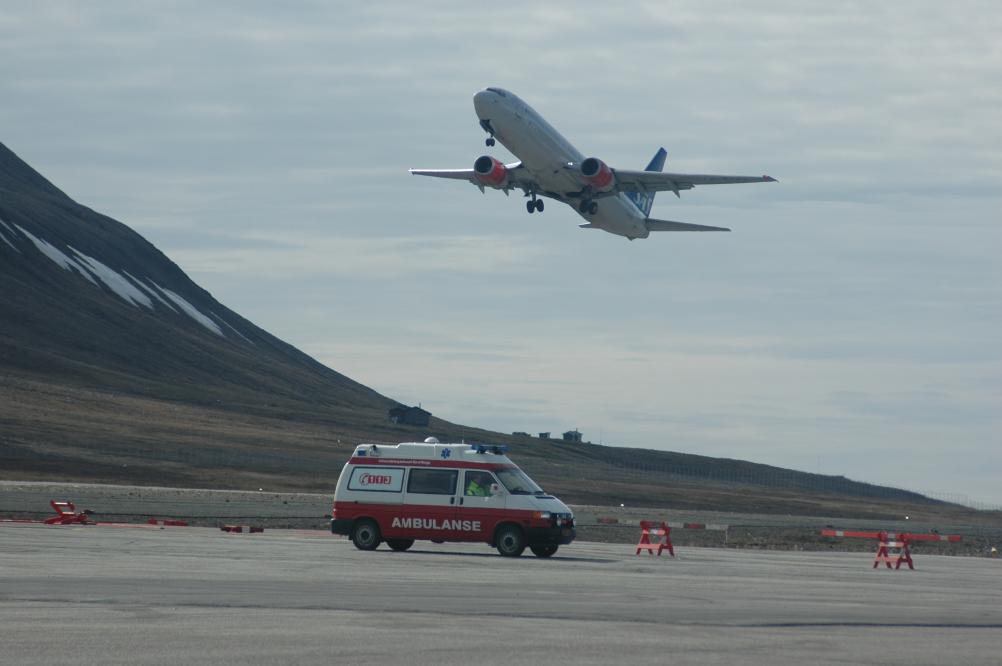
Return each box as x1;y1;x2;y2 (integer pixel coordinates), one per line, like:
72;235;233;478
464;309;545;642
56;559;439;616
147;518;189;527
636;520;675;557
43;500;94;525
821;530;962;569
220;525;264;533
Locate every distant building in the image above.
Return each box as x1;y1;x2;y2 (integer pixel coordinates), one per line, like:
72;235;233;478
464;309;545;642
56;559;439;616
512;431;530;437
538;432;550;440
562;429;582;443
388;405;431;427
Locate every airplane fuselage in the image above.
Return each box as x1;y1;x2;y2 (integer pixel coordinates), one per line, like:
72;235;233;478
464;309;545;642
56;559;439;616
473;88;651;239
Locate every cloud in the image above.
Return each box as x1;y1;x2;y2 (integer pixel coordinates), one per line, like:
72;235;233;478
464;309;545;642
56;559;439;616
170;232;552;280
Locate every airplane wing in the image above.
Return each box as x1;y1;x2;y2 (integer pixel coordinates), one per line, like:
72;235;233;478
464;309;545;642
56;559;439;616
409;162;549;197
408;168;480;180
645;218;730;232
612;170;777;197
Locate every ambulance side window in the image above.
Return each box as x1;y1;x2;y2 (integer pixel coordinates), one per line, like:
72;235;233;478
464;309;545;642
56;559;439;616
406;468;458;495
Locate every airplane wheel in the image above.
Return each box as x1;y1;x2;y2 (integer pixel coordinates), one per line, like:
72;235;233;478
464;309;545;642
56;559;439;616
535;200;544;212
486;137;495;147
588;201;598;215
526;200;535;214
578;201;588;213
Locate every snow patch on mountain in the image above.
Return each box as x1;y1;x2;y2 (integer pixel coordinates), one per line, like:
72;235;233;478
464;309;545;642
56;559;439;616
211;312;254;344
123;270;177;312
71;251;153;309
15;223;98;285
155;284;224;337
0;219;20;252
12;222;226;338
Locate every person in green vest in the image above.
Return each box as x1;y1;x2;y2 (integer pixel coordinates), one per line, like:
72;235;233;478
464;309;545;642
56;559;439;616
466;472;493;497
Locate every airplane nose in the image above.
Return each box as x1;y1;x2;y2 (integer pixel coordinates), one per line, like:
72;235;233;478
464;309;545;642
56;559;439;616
473;89;494;114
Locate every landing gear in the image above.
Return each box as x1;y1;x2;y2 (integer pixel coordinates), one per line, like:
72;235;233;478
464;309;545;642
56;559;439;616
526;194;544;214
578;200;598;215
479;120;497;148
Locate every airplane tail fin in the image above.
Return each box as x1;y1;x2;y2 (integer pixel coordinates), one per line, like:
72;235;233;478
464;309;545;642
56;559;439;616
625;147;667;217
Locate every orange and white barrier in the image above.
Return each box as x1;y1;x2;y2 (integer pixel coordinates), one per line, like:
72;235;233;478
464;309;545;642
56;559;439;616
220;525;264;533
821;530;962;569
147;518;189;527
43;500;93;525
636;520;674;557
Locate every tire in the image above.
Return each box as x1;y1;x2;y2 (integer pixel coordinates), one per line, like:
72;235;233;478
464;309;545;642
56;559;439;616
386;538;414;552
495;524;525;557
526;200;535;214
351;519;381;551
530;544;558;558
536;200;544;212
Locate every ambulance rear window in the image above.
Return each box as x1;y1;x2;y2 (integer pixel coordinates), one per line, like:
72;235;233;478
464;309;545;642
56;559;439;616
347;466;405;492
407;468;458;495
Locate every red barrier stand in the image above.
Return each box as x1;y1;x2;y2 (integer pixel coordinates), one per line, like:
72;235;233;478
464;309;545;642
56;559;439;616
873;532;914;570
221;525;264;533
636;520;674;557
821;529;962;569
43;500;93;525
147;518;189;527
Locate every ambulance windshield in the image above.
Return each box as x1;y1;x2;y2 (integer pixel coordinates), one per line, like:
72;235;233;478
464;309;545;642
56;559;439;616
495;467;544;495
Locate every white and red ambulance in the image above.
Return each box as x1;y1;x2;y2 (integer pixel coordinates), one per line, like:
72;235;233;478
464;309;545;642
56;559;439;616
330;439;576;557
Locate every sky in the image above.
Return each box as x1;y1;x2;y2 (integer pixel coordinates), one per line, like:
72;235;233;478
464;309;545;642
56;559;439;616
2;2;1001;506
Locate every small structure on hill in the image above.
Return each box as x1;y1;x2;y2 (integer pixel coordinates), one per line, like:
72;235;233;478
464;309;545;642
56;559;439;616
388;404;431;427
512;431;530;437
562;429;583;443
538;432;550;439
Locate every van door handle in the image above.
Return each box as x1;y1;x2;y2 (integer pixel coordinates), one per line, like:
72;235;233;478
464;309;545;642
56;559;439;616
450;497;455;505
458;497;464;505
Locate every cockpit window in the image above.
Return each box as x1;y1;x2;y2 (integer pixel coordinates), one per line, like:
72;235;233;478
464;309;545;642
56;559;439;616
485;87;508;98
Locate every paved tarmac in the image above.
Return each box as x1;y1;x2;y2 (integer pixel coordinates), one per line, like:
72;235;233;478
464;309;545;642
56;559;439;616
1;523;999;665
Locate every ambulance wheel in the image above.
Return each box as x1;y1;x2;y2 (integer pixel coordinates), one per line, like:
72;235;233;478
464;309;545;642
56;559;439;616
386;538;414;552
530;544;558;558
495;524;525;557
351;519;381;551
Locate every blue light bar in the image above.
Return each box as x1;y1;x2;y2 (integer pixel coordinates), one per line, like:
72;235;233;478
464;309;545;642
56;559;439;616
473;444;509;455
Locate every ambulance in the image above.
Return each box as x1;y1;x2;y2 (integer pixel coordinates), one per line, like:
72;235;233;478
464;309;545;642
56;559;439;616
330;439;576;557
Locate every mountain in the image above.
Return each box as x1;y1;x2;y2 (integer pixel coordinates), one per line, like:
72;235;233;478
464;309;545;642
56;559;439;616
0;142;970;520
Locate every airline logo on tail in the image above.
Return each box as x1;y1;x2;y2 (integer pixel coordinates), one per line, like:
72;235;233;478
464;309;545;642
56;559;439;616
625;147;667;217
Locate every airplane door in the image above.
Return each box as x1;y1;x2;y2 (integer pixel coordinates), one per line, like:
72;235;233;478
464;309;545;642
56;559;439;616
399;468;459;540
458;469;507;543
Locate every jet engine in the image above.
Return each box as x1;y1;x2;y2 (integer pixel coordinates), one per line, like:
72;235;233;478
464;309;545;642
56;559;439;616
579;157;615;192
473;155;509;189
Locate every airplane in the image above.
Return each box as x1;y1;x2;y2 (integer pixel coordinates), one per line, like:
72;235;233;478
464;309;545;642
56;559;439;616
409;87;777;240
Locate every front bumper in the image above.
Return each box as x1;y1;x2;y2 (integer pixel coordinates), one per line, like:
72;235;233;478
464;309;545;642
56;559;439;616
526;524;576;547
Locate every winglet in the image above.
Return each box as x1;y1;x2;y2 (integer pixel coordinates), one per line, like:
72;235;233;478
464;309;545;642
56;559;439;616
763;175;777;182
